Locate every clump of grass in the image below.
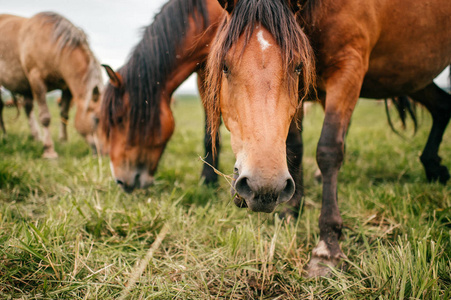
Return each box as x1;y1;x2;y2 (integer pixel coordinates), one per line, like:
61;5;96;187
0;97;449;298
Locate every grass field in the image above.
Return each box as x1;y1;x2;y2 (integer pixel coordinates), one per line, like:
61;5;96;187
0;95;450;299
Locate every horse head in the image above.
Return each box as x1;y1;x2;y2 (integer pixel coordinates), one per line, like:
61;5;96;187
100;64;175;193
206;0;315;212
73;84;104;152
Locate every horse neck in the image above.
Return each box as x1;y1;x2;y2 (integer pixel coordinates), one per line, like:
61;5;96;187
60;47;101;107
162;0;224;98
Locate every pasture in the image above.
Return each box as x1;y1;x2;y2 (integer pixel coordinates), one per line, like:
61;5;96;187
0;95;450;299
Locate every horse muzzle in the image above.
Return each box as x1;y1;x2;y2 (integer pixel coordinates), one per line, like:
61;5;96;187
231;167;295;213
112;165;154;193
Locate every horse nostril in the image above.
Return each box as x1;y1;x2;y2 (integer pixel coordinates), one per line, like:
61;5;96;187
278;177;295;203
235;176;254;199
116;179;124;186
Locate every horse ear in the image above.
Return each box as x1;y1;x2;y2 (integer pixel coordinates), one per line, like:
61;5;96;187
287;0;301;14
101;64;123;89
217;0;235;14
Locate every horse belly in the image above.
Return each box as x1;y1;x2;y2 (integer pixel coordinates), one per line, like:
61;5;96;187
361;54;450;99
0;60;30;94
360;0;451;98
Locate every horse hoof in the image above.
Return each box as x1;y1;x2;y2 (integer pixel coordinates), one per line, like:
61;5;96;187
438;166;450;184
42;150;58;159
426;165;450;185
305;241;346;278
314;168;322;183
305;255;342;278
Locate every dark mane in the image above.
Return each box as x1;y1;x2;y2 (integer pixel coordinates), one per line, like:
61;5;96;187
205;0;316;149
35;12;88;52
299;0;324;28
101;0;209;144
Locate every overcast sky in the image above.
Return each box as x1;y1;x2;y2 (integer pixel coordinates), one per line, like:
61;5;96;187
1;0;199;94
1;0;449;94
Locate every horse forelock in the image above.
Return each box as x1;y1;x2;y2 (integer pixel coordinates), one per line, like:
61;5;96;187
101;0;209;145
205;0;317;153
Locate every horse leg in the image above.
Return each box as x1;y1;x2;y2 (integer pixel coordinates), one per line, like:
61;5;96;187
0;92;5;135
23;95;41;141
198;69;220;185
306;99;326;183
28;69;57;158
201;113;220;184
409;83;451;184
280;115;304;219
306;55;365;277
59;88;72;141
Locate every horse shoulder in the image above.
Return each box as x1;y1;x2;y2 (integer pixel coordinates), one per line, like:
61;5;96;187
313;1;381;76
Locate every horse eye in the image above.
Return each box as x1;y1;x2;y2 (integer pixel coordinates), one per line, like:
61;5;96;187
222;64;230;75
295;65;302;75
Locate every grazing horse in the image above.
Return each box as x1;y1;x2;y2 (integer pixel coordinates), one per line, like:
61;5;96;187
100;0;224;192
206;0;451;277
0;12;103;158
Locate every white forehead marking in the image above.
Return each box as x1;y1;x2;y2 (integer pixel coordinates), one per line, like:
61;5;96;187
257;30;271;51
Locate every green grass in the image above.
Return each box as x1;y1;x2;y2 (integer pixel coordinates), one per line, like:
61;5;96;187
0;96;450;299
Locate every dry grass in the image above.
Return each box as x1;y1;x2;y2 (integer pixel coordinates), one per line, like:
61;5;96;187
0;95;450;299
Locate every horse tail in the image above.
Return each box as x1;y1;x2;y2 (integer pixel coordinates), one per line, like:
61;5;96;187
384;96;418;137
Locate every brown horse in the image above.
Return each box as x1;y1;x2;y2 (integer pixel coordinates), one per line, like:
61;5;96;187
206;0;314;215
100;0;224;192
206;0;451;277
0;12;103;158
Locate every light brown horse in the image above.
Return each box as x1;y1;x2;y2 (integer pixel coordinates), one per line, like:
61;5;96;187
100;0;225;192
0;12;103;158
206;0;451;277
